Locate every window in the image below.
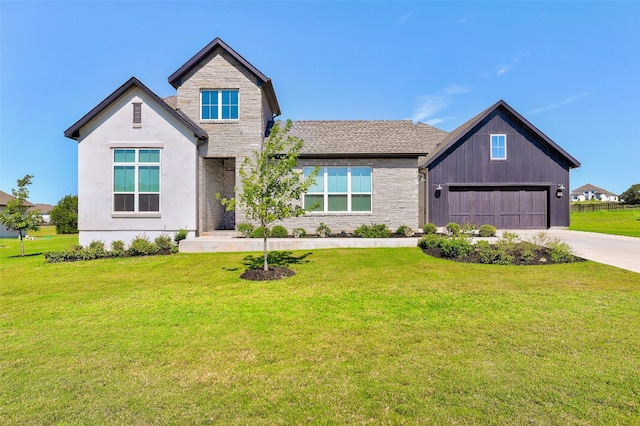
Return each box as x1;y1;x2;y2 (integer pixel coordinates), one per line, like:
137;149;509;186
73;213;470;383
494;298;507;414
303;166;372;212
113;149;160;212
491;134;507;160
201;90;238;120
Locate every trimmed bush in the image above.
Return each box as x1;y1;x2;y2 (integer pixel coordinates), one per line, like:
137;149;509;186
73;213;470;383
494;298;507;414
250;226;269;238
396;225;415;237
354;223;391;238
237;223;254;238
461;223;477;235
445;222;461;236
478;224;496;237
418;234;442;249
271;225;288;237
549;239;575;263
174;228;188;243
316;223;331;238
422;223;437;234
292;228;307;238
128;235;159;256
439;236;473;258
155;234;174;254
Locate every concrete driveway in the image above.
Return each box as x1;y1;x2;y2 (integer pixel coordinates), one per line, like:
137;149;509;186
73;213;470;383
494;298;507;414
512;229;640;274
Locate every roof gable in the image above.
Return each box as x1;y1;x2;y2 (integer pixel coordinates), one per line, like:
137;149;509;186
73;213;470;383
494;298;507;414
572;183;617;196
421;100;580;169
168;38;280;116
64;77;207;141
0;190;35;207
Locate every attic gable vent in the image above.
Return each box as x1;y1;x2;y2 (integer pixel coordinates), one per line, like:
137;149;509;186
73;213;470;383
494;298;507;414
133;102;142;128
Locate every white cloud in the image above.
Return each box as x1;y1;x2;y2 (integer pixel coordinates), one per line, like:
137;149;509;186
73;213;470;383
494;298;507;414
528;92;592;114
497;64;513;76
395;13;412;24
410;85;471;124
457;13;476;23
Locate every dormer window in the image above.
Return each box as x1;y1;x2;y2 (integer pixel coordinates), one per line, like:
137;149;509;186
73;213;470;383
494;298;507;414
201;90;238;120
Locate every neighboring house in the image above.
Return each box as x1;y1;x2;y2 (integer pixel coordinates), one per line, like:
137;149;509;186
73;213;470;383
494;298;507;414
571;184;619;202
30;204;54;223
65;38;580;246
0;190;35;238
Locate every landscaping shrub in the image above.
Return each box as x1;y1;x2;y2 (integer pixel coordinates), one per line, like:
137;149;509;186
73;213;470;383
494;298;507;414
174;228;188;244
250;226;269;238
128;235;159;256
478;224;496;237
496;231;521;254
445;222;461;236
237;223;254;238
271;225;288;237
417;234;442;249
439;236;473;258
110;240;127;257
354;223;391;238
292;228;307;238
154;233;174;254
422;223;437;234
461;223;477;235
548;239;576;263
316;223;331;238
396;225;415;237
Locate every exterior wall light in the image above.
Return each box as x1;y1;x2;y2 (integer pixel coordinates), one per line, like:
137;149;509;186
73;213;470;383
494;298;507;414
556;184;565;198
436;184;443;191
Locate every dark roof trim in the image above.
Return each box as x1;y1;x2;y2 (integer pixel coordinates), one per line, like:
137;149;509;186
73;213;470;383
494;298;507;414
168;37;281;116
64;77;207;140
420;99;581;169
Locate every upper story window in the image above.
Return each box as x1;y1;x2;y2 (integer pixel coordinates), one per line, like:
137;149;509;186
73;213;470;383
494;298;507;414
490;134;507;160
303;166;372;213
113;149;160;212
201;90;238;120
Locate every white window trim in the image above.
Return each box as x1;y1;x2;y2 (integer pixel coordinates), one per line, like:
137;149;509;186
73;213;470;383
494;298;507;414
304;166;373;213
490;134;507;160
200;89;239;121
111;148;162;216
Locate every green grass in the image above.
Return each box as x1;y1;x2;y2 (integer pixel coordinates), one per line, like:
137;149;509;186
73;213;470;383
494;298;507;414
570;207;640;237
1;232;639;424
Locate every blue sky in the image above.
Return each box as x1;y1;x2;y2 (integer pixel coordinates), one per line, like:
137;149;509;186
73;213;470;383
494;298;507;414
1;1;639;204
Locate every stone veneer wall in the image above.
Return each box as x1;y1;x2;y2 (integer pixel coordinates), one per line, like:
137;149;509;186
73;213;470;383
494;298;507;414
279;158;421;233
199;157;236;232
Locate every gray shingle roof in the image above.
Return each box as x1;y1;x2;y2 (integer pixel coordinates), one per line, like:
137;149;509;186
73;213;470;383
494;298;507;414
0;190;35;207
287;120;448;157
571;183;617;196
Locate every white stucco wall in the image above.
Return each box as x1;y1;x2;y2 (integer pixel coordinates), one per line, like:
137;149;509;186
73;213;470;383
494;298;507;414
76;87;199;246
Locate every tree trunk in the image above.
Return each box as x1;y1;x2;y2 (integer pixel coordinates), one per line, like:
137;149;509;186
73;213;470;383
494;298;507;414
263;236;268;271
19;232;25;256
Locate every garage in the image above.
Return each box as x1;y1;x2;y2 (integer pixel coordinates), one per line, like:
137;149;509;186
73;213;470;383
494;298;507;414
448;188;548;229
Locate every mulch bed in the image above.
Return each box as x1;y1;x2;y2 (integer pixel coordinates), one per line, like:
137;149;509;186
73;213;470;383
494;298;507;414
421;247;585;265
240;267;296;281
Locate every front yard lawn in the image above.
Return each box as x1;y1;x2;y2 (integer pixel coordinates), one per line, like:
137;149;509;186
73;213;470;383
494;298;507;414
1;234;639;424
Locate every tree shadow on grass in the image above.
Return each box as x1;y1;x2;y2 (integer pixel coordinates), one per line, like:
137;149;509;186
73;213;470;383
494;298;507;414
8;253;43;258
241;251;313;270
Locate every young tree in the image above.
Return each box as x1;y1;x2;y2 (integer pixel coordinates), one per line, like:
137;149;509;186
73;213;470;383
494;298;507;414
217;120;319;271
619;183;640;205
50;194;79;234
0;175;41;256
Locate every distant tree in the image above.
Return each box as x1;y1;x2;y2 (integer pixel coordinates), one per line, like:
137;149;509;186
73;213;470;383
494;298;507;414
50;194;79;234
619;183;640;205
0;175;41;256
217;120;319;271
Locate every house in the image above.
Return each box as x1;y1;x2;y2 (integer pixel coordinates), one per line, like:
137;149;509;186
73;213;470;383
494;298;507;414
65;38;580;246
0;190;35;238
29;204;55;223
571;184;619;202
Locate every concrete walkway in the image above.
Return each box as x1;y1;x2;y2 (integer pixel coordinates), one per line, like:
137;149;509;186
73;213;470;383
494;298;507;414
512;229;640;274
180;229;640;274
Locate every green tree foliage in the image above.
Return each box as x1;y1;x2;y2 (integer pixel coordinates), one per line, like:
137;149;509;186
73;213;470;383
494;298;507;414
619;183;640;205
0;175;41;256
217;120;319;271
50;194;78;234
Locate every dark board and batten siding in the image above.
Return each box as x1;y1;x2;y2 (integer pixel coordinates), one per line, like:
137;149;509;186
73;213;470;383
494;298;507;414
427;109;571;228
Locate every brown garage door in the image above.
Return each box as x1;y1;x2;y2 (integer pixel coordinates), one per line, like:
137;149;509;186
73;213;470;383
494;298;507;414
448;188;547;229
